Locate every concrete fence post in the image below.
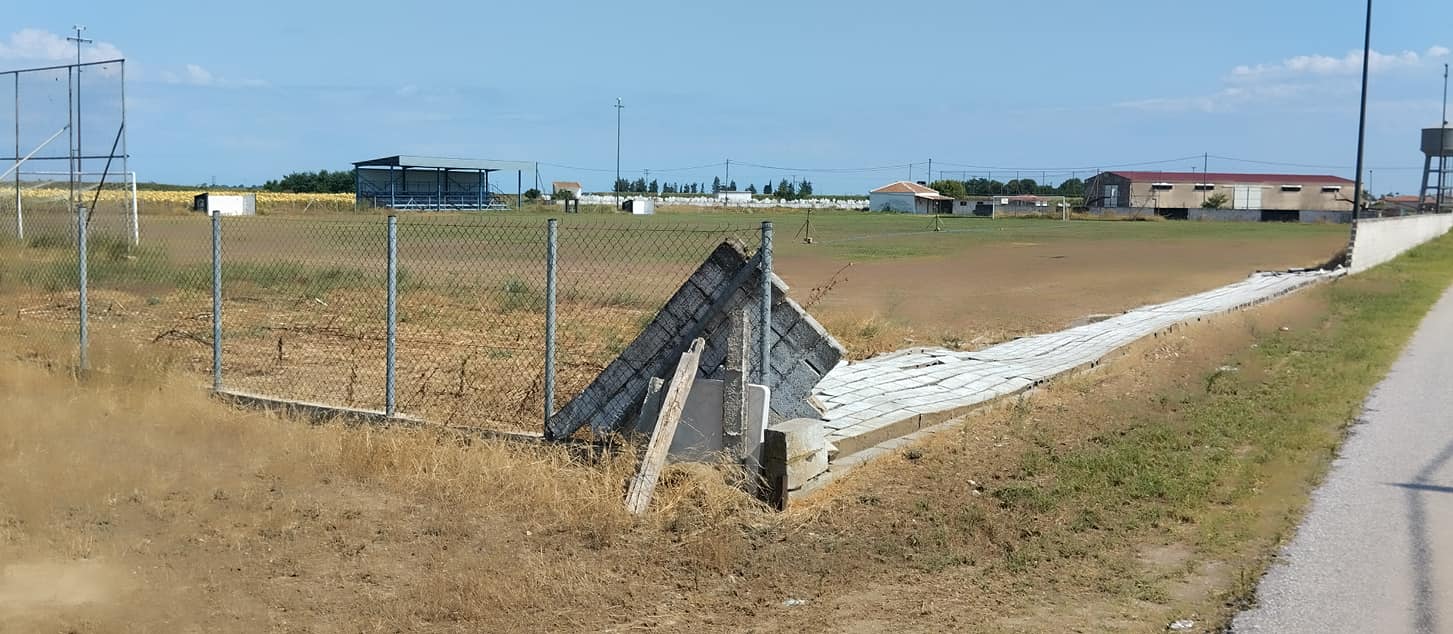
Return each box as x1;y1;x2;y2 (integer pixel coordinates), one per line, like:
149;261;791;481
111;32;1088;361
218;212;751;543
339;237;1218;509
386;215;398;417
211;212;222;391
759;221;773;385
545;218;558;425
77;205;89;372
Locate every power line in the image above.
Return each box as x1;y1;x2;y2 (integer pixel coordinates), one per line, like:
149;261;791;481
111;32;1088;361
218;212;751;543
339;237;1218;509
931;155;1204;172
1209;154;1424;171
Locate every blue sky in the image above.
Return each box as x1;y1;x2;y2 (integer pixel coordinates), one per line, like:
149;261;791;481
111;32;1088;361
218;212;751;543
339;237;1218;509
2;0;1451;194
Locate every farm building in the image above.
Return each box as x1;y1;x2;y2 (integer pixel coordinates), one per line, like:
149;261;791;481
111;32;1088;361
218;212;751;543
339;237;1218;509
552;181;583;199
868;181;953;214
1085;171;1355;220
352;155;535;211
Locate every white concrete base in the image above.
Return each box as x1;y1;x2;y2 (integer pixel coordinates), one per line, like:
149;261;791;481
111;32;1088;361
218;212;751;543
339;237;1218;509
634;378;768;463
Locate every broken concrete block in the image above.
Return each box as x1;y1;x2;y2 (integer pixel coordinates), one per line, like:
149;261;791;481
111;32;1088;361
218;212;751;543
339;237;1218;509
546;239;845;441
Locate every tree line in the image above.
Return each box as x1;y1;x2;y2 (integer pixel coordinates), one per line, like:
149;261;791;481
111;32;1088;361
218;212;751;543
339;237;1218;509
261;170;355;193
613;176;815;199
927;177;1085;199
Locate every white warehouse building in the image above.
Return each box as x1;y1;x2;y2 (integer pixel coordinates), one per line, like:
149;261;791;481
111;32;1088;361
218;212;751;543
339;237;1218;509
868;181;953;214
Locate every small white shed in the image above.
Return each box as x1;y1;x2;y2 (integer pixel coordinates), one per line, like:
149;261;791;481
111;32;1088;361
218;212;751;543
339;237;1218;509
193;193;257;216
624;197;656;215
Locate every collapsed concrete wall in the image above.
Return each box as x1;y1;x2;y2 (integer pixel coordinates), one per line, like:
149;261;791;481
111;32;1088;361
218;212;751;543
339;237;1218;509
1349;214;1453;273
545;240;845;440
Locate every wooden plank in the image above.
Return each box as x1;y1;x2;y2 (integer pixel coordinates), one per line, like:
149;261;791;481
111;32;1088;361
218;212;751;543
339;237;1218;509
624;338;706;515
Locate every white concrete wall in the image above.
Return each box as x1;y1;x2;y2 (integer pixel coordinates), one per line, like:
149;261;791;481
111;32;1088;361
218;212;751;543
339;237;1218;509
1350;214;1453;273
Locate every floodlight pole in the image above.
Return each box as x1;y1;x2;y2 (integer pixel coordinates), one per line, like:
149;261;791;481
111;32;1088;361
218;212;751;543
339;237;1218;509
1350;0;1372;222
615;97;624;210
68;26;91;201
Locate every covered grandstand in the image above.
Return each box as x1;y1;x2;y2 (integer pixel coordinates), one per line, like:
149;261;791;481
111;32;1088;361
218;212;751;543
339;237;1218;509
352;155;535;211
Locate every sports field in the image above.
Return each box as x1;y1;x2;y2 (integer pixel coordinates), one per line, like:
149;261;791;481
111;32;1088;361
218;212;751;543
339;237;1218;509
0;207;1348;431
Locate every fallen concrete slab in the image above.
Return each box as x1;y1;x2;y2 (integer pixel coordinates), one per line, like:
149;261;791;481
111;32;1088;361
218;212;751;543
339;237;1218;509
805;268;1342;491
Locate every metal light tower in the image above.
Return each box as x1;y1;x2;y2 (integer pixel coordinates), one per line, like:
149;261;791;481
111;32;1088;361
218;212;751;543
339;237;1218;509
614;97;624;209
67;26;91;209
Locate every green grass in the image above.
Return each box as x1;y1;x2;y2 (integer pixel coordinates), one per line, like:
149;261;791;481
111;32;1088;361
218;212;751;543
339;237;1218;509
956;231;1453;624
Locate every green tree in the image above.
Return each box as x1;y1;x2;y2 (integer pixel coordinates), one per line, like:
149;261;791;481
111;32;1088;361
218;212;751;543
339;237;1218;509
798;180;813;197
728;179;737;191
712;176;722;193
649;179;659;193
524;188;541;200
262;169;357;193
1056;177;1085;197
746;184;757;194
928;179;967;199
1202;192;1230;209
1004;178;1038;195
777;179;795;200
763;182;773;196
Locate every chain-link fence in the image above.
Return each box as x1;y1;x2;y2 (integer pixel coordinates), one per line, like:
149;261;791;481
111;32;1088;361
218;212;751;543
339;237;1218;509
2;212;765;434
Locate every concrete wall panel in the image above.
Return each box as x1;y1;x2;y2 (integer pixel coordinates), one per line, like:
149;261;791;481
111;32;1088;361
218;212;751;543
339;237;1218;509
1350;214;1453;273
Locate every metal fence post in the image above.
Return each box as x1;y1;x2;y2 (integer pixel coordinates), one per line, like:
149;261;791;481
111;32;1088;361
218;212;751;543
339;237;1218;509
211;212;222;391
386;215;398;417
758;221;773;385
77;205;89;371
545;218;558;425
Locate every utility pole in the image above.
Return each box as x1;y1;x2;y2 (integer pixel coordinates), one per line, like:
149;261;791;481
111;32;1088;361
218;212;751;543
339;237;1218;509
67;25;91;213
927;158;932;183
1350;0;1373;222
614;97;624;209
725;159;730;190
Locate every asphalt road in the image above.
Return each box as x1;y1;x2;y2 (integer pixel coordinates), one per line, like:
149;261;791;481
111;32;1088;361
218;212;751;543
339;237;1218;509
1234;284;1453;633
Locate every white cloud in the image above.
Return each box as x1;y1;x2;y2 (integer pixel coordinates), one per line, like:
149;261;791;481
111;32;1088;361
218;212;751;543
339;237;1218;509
2;29;263;88
184;63;213;85
1119;44;1448;113
0;28;124;63
1231;46;1450;80
160;62;265;88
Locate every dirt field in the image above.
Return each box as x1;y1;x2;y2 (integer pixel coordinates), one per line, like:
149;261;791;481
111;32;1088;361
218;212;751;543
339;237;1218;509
776;229;1344;356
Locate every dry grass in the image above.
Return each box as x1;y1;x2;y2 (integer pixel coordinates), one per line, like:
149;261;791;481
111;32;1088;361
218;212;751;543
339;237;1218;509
0;331;773;632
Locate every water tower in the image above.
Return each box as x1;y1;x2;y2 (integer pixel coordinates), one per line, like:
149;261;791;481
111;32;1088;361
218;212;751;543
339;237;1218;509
1421;126;1453;212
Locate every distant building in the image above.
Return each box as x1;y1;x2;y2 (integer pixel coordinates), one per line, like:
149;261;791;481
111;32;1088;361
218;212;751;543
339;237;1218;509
868;181;953;214
1378;195;1423;216
1086;171;1355;218
552;181;583;199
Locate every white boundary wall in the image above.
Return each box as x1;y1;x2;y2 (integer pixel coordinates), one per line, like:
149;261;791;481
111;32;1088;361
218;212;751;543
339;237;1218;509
1350;215;1453;273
